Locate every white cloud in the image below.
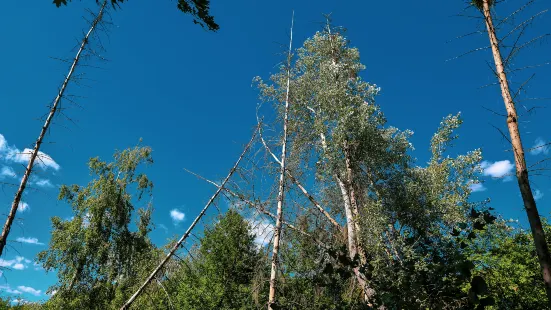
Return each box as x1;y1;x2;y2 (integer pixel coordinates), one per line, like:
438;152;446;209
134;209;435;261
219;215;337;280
17;286;41;296
16;237;44;245
247;217;274;246
0;284;21;295
481;160;514;179
170;209;185;224
530;138;549;156
534;189;544;201
0;166;16;178
18;202;29;212
33;178;53;188
469;182;487;193
0;134;6;152
6;148;60;171
12;263;25;270
0;256;30;270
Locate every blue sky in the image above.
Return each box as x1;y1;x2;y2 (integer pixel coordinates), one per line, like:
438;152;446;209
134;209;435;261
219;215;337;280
0;0;550;304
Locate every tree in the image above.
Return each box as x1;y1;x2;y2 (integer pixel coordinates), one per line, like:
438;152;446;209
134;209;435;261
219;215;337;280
468;217;551;309
37;144;156;309
167;210;261;309
54;0;219;31
255;23;493;309
0;0;107;258
468;0;551;303
267;13;294;310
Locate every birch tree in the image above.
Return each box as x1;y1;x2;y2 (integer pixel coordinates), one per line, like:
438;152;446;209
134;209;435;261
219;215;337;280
256;22;493;308
38;144;156;310
469;0;551;303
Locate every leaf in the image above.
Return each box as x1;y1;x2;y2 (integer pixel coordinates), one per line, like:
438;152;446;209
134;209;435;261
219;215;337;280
480;297;495;306
53;0;67;7
451;228;461;236
473;221;486;230
458;222;468;230
323;263;334;275
471;276;489;295
483;211;497;224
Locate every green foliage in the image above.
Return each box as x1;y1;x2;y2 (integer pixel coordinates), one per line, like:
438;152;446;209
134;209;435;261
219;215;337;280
11;20;550;310
255;24;495;309
468;218;551;309
167;210;262;309
37;144;157;309
53;0;219;31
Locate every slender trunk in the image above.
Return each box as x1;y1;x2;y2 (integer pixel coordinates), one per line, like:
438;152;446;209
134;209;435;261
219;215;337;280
482;0;551;302
268;13;294;310
337;177;358;259
343;142;366;262
120;127;258;310
0;1;107;257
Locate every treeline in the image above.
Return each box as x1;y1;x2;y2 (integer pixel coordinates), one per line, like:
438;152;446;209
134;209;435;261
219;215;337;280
1;0;550;309
2;23;550;310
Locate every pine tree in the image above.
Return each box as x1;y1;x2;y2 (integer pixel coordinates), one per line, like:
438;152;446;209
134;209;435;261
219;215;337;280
171;209;262;309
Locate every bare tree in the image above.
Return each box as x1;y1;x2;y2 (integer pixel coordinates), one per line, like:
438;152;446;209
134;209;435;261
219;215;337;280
0;0;108;257
474;0;551;303
268;12;294;310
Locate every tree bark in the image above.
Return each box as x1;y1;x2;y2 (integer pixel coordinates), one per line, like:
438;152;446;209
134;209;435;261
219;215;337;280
268;13;293;310
482;0;551;303
0;0;107;257
322;133;373;304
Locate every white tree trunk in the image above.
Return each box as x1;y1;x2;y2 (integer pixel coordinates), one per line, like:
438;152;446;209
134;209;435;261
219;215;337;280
268;13;294;310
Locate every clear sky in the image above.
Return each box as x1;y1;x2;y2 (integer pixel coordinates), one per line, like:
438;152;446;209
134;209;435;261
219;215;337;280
0;0;550;303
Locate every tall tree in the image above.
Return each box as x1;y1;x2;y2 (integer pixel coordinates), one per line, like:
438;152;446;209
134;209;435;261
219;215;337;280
256;23;492;309
37;144;156;309
0;0;107;257
268;13;294;310
470;0;551;303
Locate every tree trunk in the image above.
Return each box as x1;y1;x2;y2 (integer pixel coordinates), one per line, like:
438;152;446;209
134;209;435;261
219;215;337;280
320;130;374;304
0;0;107;257
482;0;551;303
268;13;294;310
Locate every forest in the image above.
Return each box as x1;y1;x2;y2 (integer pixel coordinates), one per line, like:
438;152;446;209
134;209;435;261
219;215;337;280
0;0;550;309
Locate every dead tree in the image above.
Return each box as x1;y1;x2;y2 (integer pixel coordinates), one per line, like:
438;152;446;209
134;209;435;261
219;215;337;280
268;13;294;310
0;0;108;257
474;0;551;303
